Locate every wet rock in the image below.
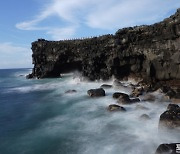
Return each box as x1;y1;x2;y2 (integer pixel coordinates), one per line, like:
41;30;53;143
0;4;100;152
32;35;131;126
167;104;180;111
26;73;33;79
159;86;171;93
87;88;105;97
65;90;77;94
131;87;144;97
155;143;180;154
113;92;129;99
118;96;131;104
130;98;140;103
113;93;140;105
108;104;126;112
139;114;151;120
118;97;140;105
165;89;176;99
159;104;180;130
100;84;112;89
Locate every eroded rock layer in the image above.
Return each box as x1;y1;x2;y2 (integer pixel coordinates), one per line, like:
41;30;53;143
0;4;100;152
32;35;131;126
29;9;180;81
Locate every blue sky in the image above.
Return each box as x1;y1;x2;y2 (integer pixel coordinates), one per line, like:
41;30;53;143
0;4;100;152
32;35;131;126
0;0;180;69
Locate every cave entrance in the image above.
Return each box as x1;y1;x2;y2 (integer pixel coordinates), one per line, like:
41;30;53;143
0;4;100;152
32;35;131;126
46;61;82;77
56;61;82;74
113;57;120;66
112;64;131;79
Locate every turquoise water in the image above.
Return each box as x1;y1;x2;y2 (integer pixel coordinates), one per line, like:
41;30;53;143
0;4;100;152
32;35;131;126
0;69;179;154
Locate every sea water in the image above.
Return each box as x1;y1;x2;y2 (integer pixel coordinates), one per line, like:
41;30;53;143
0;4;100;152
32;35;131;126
0;68;179;154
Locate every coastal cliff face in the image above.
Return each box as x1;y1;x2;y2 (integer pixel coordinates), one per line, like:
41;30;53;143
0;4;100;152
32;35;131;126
29;9;180;81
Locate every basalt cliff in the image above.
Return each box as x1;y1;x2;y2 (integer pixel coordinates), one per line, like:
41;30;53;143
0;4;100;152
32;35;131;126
28;9;180;82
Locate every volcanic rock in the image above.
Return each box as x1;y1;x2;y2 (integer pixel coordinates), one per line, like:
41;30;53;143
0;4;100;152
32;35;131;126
28;9;180;86
113;92;129;99
108;104;126;112
159;104;180;130
155;143;180;154
87;88;105;97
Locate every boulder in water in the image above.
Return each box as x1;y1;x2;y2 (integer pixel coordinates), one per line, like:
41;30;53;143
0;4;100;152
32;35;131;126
108;104;126;112
118;97;140;105
26;73;33;79
159;104;180;130
87;88;105;97
155;143;180;154
131;87;144;97
113;92;129;99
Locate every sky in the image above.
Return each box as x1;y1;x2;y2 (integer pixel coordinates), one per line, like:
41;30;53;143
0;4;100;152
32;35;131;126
0;0;180;69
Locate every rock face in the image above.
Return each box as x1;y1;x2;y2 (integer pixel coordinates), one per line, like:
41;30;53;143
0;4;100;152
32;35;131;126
28;9;180;81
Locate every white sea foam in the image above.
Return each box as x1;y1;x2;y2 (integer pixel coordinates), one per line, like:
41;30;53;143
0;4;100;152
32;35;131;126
13;68;32;77
6;82;61;93
9;74;179;154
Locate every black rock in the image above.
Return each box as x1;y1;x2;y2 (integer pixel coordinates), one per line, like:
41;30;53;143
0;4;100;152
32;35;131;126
108;104;126;112
118;97;140;105
167;104;180;111
87;88;105;97
26;73;33;79
131;87;144;97
113;92;129;99
130;98;140;103
155;143;180;154
159;104;180;129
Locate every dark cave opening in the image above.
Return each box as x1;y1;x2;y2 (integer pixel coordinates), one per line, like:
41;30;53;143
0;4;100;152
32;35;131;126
45;61;82;77
112;64;131;79
58;61;82;73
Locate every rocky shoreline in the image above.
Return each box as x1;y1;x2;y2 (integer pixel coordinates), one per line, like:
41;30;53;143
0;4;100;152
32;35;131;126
27;9;180;154
65;77;180;154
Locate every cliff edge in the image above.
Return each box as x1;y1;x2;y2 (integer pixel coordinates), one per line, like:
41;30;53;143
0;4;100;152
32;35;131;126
27;9;180;82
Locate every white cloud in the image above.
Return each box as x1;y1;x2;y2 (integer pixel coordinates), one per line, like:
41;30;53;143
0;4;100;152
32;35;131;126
16;0;180;39
0;43;32;69
47;26;77;40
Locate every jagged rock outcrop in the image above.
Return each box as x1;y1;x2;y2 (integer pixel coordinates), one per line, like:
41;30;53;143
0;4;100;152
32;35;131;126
28;9;180;81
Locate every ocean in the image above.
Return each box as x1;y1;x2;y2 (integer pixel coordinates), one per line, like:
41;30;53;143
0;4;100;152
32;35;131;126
0;68;179;154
